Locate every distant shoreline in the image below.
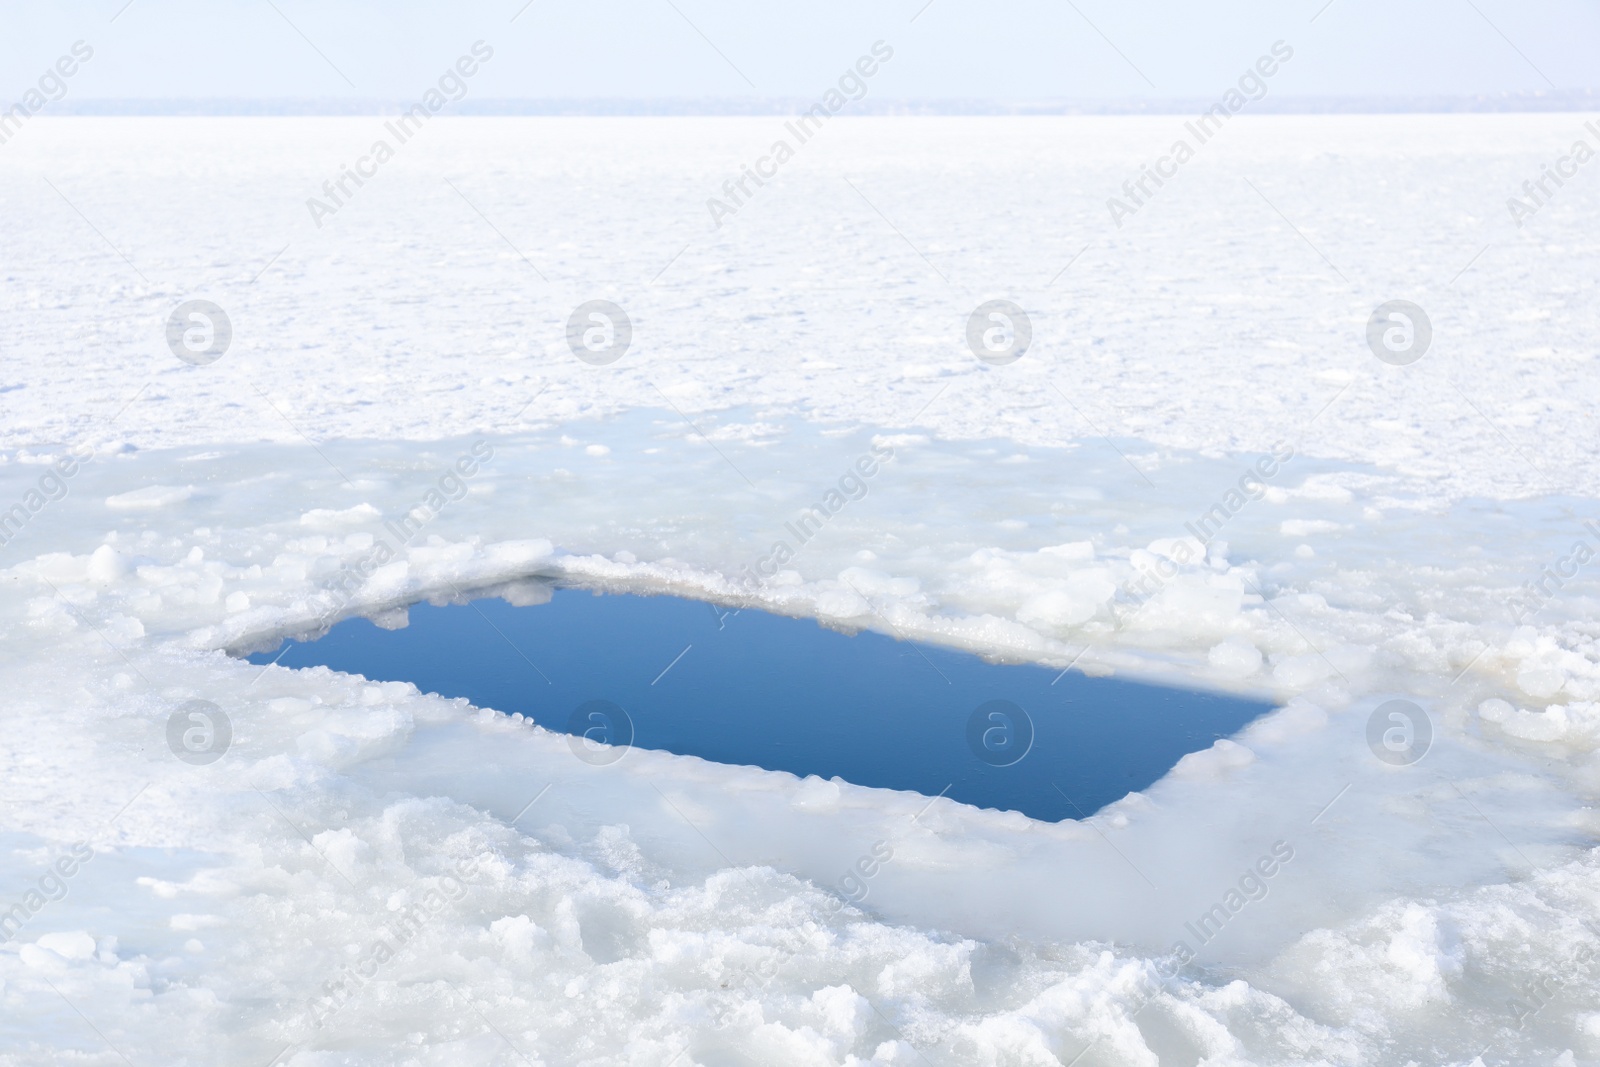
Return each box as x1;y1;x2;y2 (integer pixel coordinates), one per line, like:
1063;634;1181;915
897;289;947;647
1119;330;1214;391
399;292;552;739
39;92;1600;117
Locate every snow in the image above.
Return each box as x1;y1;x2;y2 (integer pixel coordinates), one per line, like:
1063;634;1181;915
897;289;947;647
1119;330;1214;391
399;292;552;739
1;114;1599;1064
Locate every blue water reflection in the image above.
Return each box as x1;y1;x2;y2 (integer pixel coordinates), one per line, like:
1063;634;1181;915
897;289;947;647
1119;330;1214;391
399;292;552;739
246;587;1274;819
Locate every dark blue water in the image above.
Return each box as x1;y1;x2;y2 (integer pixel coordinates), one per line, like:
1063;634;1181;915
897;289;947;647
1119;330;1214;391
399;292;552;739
245;588;1274;820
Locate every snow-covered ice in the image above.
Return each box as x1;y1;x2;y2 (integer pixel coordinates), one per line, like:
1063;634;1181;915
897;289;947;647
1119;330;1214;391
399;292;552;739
3;115;1599;1065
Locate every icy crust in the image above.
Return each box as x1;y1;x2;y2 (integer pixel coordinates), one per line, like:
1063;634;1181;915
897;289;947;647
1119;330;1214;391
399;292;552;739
2;425;1600;1063
5;116;1600;508
3;113;1598;1064
0;635;1597;1066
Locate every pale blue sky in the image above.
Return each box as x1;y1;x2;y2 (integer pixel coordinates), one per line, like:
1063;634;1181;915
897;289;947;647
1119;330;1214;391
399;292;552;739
4;0;1594;105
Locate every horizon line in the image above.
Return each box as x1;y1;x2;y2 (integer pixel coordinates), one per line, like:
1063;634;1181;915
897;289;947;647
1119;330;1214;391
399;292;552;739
36;91;1600;117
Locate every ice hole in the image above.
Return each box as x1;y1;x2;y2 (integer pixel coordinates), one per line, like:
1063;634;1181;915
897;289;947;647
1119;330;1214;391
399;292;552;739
244;586;1276;819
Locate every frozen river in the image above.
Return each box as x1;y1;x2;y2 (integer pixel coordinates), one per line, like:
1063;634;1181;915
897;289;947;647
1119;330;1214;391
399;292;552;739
3;115;1599;1065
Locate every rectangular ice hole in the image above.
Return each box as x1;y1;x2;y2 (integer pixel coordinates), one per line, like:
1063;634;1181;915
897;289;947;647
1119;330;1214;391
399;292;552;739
243;587;1276;819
